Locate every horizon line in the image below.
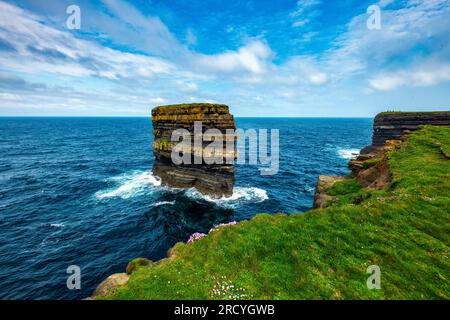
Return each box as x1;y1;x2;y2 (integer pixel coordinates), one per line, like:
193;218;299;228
0;115;375;119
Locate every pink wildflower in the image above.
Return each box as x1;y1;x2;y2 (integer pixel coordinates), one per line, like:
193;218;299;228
187;232;207;244
209;221;238;233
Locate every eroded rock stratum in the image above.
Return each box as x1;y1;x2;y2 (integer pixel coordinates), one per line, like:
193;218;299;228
313;111;450;208
152;103;237;198
361;111;450;154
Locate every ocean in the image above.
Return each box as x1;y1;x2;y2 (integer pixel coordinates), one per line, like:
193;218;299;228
0;117;372;299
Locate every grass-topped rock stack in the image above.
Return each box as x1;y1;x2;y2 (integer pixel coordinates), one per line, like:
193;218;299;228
151;103;237;198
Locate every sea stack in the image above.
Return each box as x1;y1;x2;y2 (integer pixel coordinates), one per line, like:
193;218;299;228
151;103;237;198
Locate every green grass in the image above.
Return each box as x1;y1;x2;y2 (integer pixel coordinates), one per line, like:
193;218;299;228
324;178;373;207
102;126;450;300
153;103;228;110
326;178;362;196
379;111;450;116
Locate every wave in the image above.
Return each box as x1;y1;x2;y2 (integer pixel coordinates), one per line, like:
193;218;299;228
50;223;64;228
152;201;176;207
95;171;161;200
185;186;268;207
337;148;360;159
95;170;268;207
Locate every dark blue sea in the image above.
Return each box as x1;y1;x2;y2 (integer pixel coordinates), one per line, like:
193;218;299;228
0;117;372;299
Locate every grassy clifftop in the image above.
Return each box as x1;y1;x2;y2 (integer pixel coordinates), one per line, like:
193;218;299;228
378;111;450;116
100;126;450;300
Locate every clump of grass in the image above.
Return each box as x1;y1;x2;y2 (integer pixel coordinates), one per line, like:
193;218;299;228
326;178;361;196
100;126;450;300
379;111;450;116
154;103;228;109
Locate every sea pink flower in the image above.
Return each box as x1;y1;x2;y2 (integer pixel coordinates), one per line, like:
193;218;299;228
187;221;239;244
209;221;238;233
187;232;207;244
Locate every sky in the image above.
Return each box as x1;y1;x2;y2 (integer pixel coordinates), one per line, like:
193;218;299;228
0;0;449;117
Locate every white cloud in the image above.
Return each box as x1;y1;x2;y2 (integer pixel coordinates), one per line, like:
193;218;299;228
292;19;309;28
369;61;450;91
0;92;21;101
149;97;166;104
326;0;450;78
369;74;405;91
100;0;184;57
309;72;328;85
290;0;321;18
0;1;175;80
290;0;321;28
378;0;395;8
177;81;199;93
281;56;329;86
195;41;272;74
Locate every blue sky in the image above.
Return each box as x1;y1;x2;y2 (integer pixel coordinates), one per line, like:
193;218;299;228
0;0;449;116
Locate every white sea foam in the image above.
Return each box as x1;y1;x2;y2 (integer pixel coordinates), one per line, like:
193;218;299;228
95;171;161;200
152;201;176;207
185;186;268;207
50;223;64;228
337;148;360;160
95;170;268;207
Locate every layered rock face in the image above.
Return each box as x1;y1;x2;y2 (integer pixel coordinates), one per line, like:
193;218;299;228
313;138;399;209
313;111;450;208
362;111;450;154
152;103;236;198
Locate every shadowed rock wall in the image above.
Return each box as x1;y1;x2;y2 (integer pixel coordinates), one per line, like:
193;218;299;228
361;111;450;154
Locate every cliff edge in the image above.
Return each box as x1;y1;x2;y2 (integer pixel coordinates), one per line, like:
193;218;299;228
314;111;450;208
361;111;450;154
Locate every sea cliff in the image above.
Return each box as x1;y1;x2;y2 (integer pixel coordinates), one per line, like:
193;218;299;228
314;111;450;208
91;112;450;300
361;111;450;154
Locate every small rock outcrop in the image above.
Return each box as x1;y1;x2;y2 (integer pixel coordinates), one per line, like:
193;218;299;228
91;273;129;298
152;103;237;198
361;111;450;154
349;140;400;189
313;175;346;209
126;258;153;275
312;140;398;208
